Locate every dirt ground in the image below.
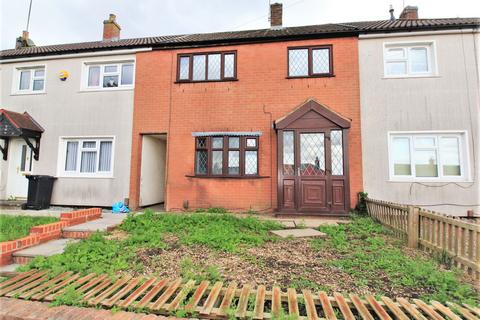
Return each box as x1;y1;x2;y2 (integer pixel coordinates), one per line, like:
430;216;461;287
125;233;434;298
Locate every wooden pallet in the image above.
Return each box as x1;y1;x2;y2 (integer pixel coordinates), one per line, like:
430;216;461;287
0;270;478;320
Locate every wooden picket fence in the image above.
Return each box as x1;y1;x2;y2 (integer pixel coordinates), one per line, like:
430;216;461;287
1;270;479;320
365;197;480;280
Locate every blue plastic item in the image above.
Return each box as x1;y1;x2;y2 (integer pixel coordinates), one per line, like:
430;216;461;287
112;201;129;213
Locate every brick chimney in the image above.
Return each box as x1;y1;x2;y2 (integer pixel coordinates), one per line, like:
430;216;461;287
270;3;283;28
103;14;121;41
399;6;419;19
15;30;35;49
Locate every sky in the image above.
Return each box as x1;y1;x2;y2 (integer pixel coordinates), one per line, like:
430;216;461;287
1;0;479;50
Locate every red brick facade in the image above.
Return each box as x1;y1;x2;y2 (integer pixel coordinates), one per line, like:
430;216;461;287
130;37;363;213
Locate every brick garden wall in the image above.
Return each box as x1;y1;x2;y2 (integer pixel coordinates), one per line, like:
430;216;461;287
130;37;363;212
0;208;101;266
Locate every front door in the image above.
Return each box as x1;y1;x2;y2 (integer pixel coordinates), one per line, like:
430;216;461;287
6;139;33;199
276;100;351;215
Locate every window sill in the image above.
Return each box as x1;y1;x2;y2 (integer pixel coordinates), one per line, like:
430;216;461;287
382;74;440;80
185;175;270;179
11;91;46;96
57;175;114;179
388;179;472;183
79;87;134;92
175;79;238;84
286;74;335;79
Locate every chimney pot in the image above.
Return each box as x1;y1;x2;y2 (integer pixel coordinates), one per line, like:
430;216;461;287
15;30;35;49
103;13;121;41
389;5;395;21
270;3;283;28
399;5;418;19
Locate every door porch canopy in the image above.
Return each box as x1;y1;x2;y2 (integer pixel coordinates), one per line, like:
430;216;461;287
0;109;44;161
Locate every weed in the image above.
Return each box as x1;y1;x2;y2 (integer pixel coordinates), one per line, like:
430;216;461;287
206;207;228;214
435;250;455;269
180;258;223;282
50;285;84;307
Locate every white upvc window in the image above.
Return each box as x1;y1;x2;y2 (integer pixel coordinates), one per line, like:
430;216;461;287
13;66;46;94
388;132;469;182
384;42;436;77
83;61;134;90
58;137;115;177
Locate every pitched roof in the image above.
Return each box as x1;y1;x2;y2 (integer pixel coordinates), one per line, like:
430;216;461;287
0;109;44;133
1;18;478;60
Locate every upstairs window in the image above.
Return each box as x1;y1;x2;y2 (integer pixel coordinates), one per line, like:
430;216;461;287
15;67;45;93
84;62;134;89
389;132;467;181
194;135;259;177
288;45;333;78
177;51;237;82
384;42;435;77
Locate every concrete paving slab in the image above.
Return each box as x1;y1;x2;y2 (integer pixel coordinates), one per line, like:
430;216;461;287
0;264;19;273
270;228;327;238
12;239;78;258
63;213;126;232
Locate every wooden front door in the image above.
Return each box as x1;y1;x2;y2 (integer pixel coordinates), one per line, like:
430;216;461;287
276;100;351;215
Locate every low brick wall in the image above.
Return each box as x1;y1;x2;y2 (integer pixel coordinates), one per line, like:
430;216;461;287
0;208;102;266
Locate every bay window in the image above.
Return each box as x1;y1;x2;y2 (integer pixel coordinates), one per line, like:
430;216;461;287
60;137;114;177
194;134;259;177
389;132;467;181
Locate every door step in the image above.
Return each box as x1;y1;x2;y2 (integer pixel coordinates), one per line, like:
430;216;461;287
62;213;125;239
12;239;78;264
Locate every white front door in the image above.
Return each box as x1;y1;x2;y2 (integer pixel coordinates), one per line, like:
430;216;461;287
7;139;33;199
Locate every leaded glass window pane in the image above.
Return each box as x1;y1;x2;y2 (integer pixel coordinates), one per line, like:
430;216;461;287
224;54;235;78
228;150;240;175
212;137;223;149
197;137;207;148
212;150;223;174
179;56;190;80
283;131;294;175
229;137;239;149
246;138;257;148
312;48;330;74
392;137;411;176
207;54;221;80
300;133;325;176
196;150;208;174
193;55;206;81
245;151;257;175
331;130;343;175
288;49;308;76
440;137;461;176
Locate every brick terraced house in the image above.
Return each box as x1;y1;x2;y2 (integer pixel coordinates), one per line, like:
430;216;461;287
1;5;478;215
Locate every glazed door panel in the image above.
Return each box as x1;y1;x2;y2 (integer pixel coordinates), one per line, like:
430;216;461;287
278;128;349;214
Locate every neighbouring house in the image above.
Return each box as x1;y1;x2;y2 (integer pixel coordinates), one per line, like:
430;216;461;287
359;6;480;215
0;14;152;206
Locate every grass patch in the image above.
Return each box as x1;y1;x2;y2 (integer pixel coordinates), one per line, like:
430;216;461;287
315;215;478;305
20;210;282;275
0;214;58;242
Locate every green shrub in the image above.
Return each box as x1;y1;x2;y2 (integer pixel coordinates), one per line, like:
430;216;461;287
354;192;369;215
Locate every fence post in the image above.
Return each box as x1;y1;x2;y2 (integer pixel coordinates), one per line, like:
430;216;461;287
407;206;419;248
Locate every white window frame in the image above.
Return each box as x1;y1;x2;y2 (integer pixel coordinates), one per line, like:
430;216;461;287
383;41;437;78
388;131;470;182
11;65;47;95
57;136;115;178
81;60;135;91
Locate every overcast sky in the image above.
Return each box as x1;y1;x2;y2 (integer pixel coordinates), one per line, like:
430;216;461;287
1;0;479;50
